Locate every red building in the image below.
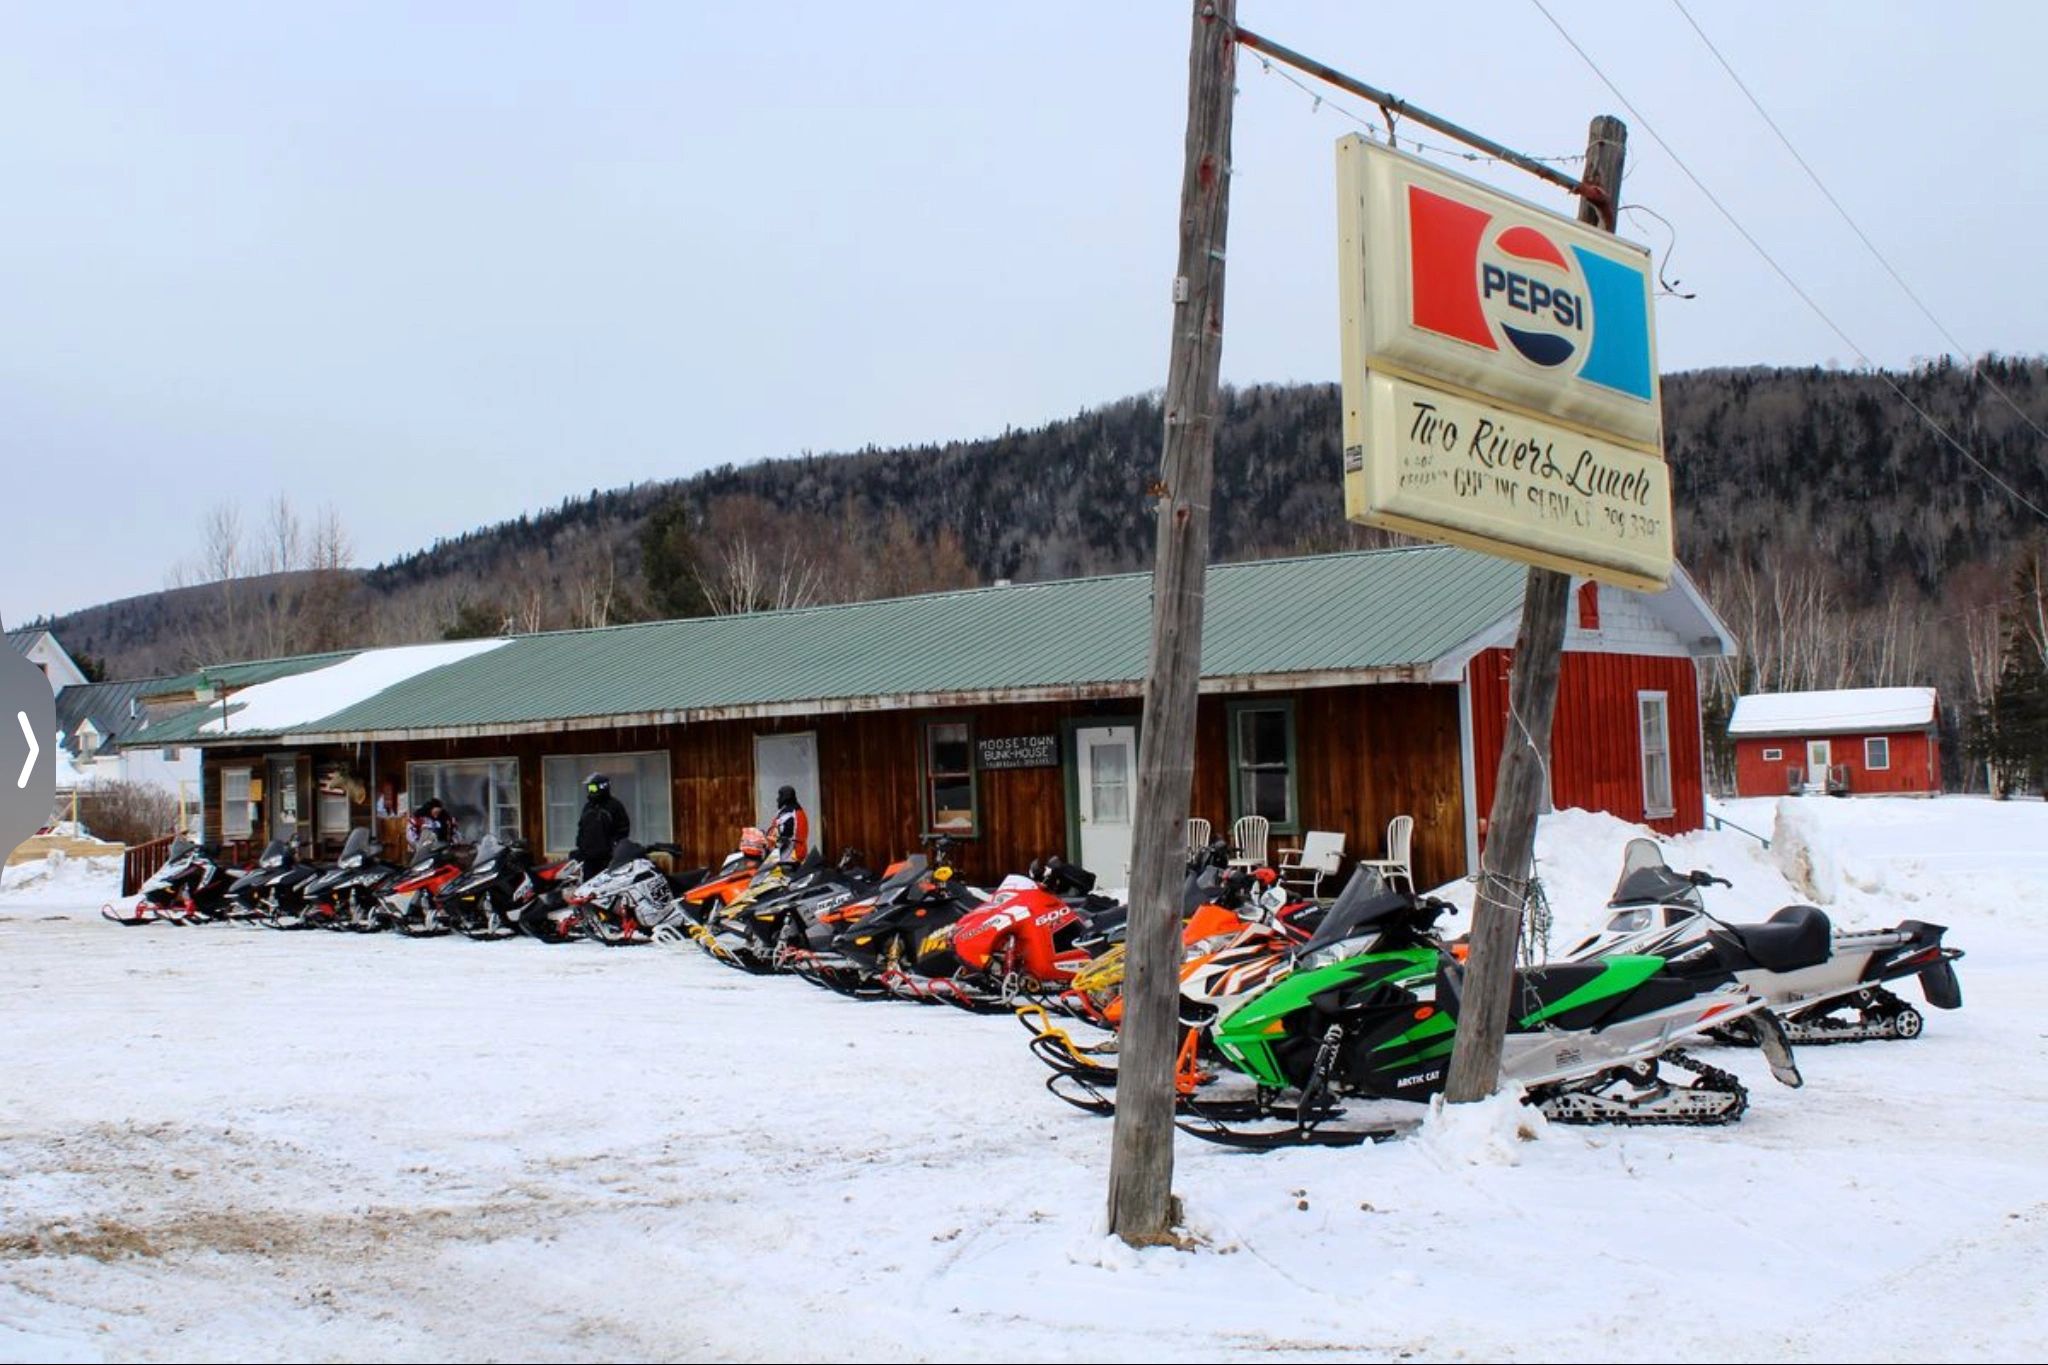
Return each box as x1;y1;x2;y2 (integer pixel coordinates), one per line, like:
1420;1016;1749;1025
1728;687;1942;797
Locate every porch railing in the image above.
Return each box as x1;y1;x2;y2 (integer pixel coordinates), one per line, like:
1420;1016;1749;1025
120;835;179;896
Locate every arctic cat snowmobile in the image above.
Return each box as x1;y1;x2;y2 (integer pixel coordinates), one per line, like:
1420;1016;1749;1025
102;837;246;925
1566;838;1963;1044
568;840;703;946
1195;888;1799;1147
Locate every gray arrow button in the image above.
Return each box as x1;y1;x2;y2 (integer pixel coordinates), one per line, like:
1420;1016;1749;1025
0;647;58;862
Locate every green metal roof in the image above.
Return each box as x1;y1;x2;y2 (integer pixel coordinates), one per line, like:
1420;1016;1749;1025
144;649;361;700
172;546;1533;743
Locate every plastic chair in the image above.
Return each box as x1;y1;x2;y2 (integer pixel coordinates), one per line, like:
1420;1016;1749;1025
1353;814;1415;895
1277;830;1345;898
1228;815;1270;870
1184;817;1212;863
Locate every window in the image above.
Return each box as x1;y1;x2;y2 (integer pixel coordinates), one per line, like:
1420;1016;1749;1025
162;747;181;762
408;758;520;844
221;767;254;839
1865;736;1891;771
923;721;977;835
1228;700;1297;831
1639;692;1674;818
543;752;673;856
1761;747;1783;763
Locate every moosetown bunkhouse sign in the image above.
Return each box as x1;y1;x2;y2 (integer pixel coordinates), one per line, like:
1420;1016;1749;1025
1335;135;1673;590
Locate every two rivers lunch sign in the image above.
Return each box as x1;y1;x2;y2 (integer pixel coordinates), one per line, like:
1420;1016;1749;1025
1336;136;1673;590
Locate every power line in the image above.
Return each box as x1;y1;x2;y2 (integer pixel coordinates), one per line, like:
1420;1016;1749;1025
1529;0;2048;528
1670;0;2048;451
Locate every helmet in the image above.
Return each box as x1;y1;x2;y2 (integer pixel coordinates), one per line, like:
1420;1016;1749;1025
585;773;610;799
776;784;797;808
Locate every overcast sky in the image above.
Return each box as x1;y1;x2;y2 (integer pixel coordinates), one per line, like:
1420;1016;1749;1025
3;1;2043;624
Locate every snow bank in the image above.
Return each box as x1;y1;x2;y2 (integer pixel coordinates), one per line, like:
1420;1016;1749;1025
0;850;121;910
1418;1090;1546;1166
200;639;509;735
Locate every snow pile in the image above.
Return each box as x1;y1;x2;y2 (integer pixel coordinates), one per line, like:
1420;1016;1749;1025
0;850;121;909
200;639;509;735
1418;1089;1546;1166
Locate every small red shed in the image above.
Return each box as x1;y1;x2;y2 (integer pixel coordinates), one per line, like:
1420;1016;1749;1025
1728;687;1942;797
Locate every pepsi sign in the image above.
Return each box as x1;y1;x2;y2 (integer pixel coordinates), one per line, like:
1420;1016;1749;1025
1336;136;1672;588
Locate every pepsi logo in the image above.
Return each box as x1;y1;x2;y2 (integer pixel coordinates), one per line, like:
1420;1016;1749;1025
1478;225;1585;369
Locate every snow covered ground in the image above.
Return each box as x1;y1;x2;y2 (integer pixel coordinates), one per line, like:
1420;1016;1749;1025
2;797;2044;1363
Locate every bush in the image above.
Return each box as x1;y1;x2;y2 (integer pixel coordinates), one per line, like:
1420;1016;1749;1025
76;781;181;847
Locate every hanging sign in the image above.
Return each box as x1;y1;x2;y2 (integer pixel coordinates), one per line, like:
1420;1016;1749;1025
1336;134;1673;589
976;735;1059;770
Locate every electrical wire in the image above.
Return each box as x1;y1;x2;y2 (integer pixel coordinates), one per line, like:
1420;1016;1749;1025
1670;0;2048;451
1530;0;2048;527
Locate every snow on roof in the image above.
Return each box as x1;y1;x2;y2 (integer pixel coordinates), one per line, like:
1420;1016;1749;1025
1728;686;1938;737
199;639;511;736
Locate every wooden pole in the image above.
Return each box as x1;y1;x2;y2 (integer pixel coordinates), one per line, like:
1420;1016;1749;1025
1442;114;1628;1103
1106;0;1235;1246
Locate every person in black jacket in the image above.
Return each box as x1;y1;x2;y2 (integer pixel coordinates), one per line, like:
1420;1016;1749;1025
574;773;632;877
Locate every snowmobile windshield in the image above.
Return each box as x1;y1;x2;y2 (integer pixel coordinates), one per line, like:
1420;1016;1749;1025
258;839;290;868
607;840;647;872
874;856;928;897
339;828;370;862
1181;865;1221;915
165;837;195;862
472;835;503;867
1609;839;1702;908
1291;868;1413;959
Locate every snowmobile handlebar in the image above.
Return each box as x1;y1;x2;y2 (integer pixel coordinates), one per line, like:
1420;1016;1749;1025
1688;870;1734;888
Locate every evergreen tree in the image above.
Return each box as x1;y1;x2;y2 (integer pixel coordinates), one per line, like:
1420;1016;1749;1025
640;496;710;620
441;598;504;641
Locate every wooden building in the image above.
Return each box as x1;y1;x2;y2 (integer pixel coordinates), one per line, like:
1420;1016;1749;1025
145;547;1734;890
1728;687;1942;797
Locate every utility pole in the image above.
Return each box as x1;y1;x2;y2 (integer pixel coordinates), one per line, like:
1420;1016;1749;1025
1106;0;1236;1246
1443;114;1628;1103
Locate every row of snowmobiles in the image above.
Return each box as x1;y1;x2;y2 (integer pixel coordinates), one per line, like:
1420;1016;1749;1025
107;821;1966;1151
650;826;1965;1148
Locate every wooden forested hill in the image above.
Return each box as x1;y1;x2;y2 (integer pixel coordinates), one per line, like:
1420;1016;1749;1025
36;358;2048;681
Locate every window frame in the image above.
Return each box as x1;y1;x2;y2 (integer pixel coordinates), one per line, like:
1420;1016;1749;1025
920;717;979;838
1226;698;1300;835
1864;735;1891;771
220;766;255;839
1638;691;1675;819
1761;746;1783;763
541;750;673;858
405;756;522;845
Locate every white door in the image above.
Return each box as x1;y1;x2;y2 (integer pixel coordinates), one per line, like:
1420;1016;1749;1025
1075;725;1137;885
1805;740;1831;792
755;731;821;848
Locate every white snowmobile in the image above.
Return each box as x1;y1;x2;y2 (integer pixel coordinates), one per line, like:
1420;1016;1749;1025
1565;838;1964;1044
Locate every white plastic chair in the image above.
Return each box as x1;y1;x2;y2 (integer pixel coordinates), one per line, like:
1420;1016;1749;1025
1184;817;1213;863
1353;814;1415;895
1229;815;1270;870
1277;830;1345;898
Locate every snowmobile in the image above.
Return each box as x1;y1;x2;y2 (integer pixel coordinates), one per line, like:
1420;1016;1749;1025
781;854;929;997
101;837;246;925
678;827;770;922
830;857;990;1006
295;828;404;932
1196;888;1799;1147
689;850;813;969
566;840;704;946
717;849;878;972
944;857;1126;1005
1565;838;1964;1043
440;836;571;940
232;839;325;928
377;841;472;937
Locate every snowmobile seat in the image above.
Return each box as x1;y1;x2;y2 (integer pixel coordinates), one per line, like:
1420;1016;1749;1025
1729;905;1832;972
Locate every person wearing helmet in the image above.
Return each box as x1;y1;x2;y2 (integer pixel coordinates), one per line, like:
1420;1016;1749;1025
766;784;809;863
574;772;632;878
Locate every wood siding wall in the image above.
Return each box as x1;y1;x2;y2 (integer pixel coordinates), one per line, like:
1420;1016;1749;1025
1733;729;1940;797
1466;646;1706;838
198;684;1469;890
